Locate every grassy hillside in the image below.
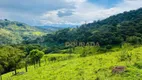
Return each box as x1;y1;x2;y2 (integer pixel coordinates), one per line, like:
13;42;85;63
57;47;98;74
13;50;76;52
0;19;47;45
2;45;142;80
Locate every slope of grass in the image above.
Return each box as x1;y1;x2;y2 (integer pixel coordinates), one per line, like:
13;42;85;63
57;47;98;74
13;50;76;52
2;46;142;80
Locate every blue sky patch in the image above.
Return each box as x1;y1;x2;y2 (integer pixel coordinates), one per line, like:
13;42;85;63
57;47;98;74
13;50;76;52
88;0;123;8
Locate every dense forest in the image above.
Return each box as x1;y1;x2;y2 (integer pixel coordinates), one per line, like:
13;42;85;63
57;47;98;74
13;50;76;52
35;8;142;47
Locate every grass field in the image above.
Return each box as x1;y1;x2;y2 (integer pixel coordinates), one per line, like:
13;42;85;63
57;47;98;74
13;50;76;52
2;45;142;80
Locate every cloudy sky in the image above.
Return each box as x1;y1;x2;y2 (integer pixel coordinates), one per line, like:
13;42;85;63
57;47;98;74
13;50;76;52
0;0;142;26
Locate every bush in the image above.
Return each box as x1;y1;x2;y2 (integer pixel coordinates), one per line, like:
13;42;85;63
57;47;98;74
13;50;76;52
126;36;142;44
80;51;87;57
134;61;142;69
119;50;132;61
47;54;74;62
48;57;57;61
105;45;112;49
79;47;93;57
97;47;107;53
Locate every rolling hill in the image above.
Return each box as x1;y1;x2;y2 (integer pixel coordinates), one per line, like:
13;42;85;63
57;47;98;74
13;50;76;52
37;8;142;47
0;19;61;45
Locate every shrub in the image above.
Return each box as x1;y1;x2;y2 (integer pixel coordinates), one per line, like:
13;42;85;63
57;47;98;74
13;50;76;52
79;47;93;57
47;54;74;62
119;50;132;61
80;51;87;57
48;57;56;61
97;47;107;53
134;61;142;69
126;36;142;44
105;45;112;49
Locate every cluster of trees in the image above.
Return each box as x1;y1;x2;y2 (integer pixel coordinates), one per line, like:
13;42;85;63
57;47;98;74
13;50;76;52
0;46;24;78
34;8;142;47
0;44;45;79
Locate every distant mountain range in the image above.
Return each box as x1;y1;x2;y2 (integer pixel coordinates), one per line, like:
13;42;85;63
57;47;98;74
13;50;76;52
35;24;77;31
35;25;64;33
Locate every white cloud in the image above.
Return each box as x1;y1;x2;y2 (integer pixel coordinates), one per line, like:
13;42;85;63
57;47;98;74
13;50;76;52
0;0;142;26
40;0;142;26
40;1;105;25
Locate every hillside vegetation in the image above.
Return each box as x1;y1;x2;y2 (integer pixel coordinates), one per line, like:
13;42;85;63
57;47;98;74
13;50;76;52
37;8;142;47
2;45;142;80
1;8;142;80
0;19;47;45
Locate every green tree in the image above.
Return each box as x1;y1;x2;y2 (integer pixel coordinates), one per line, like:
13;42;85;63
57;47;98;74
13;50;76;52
0;46;24;75
0;65;4;80
29;49;44;67
8;46;24;75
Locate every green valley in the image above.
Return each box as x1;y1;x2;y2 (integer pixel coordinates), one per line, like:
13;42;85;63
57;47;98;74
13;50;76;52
1;4;142;80
0;19;61;45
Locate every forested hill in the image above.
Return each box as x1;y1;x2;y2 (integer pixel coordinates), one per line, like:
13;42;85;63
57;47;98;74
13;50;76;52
0;19;47;45
38;8;142;46
87;8;142;27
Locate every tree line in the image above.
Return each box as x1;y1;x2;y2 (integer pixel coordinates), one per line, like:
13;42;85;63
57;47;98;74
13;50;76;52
32;8;142;48
0;44;45;79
